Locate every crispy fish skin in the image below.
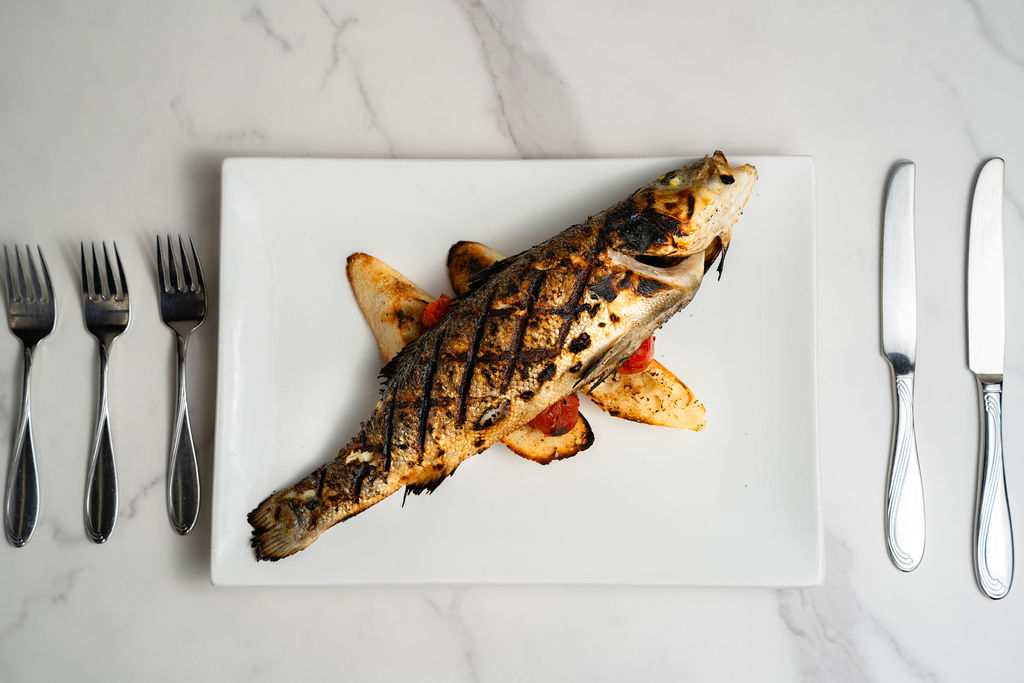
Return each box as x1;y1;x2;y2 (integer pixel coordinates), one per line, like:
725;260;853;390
249;151;756;560
448;241;706;431
348;251;595;465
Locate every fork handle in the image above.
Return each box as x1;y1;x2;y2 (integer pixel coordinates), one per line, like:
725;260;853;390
5;345;39;547
85;343;118;543
167;333;200;535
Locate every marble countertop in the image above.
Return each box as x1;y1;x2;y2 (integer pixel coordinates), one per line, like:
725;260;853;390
2;0;1022;680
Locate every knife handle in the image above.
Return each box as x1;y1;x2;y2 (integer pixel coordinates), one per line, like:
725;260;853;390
885;369;925;571
974;380;1014;599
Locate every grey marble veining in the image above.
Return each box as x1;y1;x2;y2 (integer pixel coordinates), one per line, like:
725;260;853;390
456;0;586;156
0;0;1022;680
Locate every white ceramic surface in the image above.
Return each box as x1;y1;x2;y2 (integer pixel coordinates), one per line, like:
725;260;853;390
213;156;820;586
3;1;1024;680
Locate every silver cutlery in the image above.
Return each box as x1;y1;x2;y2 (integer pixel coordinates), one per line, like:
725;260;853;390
968;157;1013;599
157;235;206;535
80;242;129;543
881;160;926;572
2;245;54;547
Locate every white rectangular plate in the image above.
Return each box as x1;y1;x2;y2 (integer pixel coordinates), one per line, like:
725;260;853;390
212;156;821;586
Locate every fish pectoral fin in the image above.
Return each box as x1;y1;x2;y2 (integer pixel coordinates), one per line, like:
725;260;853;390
462;249;524;292
501;414;595;465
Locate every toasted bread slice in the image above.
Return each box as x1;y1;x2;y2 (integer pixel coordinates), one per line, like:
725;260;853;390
588;362;705;431
447;241;706;431
502;416;594;464
347;251;593;464
347;253;432;362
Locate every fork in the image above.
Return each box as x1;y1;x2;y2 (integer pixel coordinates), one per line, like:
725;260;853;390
157;235;207;535
3;245;55;547
80;242;130;544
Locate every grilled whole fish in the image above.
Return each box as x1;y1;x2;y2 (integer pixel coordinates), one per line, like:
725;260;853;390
249;151;757;560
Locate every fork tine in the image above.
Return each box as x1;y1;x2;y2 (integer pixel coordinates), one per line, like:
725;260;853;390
166;234;179;290
4;246;16;304
177;235;193;290
188;236;204;292
114;242;128;299
37;245;53;303
156;235;166;292
15;244;31;302
102;242;117;299
25;244;43;302
91;243;103;298
80;243;90;298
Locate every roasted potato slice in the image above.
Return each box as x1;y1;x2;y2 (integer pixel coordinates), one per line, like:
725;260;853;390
347;251;593;464
447;241;706;430
346;252;432;362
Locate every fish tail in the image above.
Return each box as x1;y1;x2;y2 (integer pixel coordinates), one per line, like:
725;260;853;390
248;442;392;561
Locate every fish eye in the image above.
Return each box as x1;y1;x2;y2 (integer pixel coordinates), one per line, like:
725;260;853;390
659;172;684;187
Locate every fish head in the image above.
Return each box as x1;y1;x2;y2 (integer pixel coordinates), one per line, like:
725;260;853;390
604;151;757;279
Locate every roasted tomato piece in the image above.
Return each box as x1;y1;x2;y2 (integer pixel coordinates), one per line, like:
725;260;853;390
421;294;454;328
618;336;655;375
529;394;580;437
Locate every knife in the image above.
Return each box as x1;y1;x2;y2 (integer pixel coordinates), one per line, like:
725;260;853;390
882;160;926;572
968;157;1014;599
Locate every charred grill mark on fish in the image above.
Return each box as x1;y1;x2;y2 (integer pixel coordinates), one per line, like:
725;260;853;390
381;390;397;472
538;363;557;383
315;467;327;499
568;333;591;353
551;255;599;351
417;332;446;450
500;268;546;392
350;464;371;500
456;288;497;425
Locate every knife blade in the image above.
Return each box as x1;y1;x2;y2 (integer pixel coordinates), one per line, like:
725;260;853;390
881;160;925;572
968;157;1013;599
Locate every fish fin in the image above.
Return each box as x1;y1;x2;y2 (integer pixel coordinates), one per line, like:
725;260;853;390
379;333;421;381
404;463;459;498
573;347;614;391
464;250;524;292
447;241;505;296
248;443;390;561
248;489;322;562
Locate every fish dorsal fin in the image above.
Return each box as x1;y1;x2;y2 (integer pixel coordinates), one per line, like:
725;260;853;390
379;333;421;381
464;250;523;292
